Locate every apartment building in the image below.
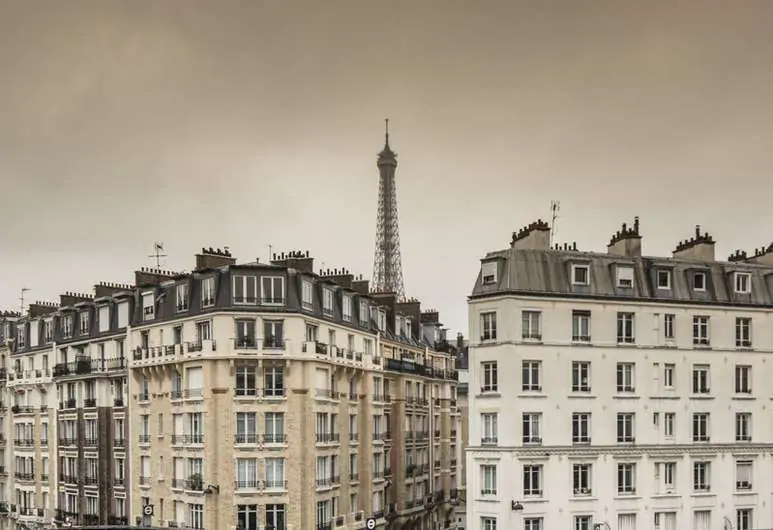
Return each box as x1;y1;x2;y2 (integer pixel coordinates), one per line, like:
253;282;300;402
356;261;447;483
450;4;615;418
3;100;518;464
0;314;15;530
127;247;459;530
453;337;468;530
467;219;773;530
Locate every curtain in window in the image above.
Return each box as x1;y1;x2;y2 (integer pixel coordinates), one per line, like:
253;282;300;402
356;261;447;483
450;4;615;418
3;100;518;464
662;513;676;530
618;513;636;530
693;511;711;530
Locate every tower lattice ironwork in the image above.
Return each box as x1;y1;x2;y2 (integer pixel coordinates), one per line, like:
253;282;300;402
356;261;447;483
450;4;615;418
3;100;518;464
371;118;406;301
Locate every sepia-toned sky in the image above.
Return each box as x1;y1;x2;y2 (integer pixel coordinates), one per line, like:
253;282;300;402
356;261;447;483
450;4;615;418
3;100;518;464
1;0;772;334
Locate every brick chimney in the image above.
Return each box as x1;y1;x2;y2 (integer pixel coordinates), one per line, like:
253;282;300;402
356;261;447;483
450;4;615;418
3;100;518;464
134;267;180;287
93;282;134;299
28;301;59;318
741;243;773;265
456;332;464;349
195;247;236;271
319;267;355;289
673;225;715;261
420;309;439;325
270;250;314;274
352;275;370;296
607;217;642;257
60;291;95;307
510;219;551;250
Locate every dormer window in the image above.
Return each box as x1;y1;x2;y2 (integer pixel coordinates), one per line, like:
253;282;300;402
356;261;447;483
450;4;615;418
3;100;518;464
656;270;671;290
616;266;634;288
176;283;189;312
98;305;110;333
405;318;412;339
693;272;706;292
359;301;369;325
378;310;387;331
142;292;155;321
301;280;313;310
342;295;352;322
734;272;751;294
481;262;498;285
17;327;25;348
79;311;90;334
322;288;334;315
61;314;73;339
43;320;53;343
571;265;590;286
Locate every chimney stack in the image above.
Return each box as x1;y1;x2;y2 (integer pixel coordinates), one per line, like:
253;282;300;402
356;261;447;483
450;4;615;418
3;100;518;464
510;219;551;250
134;267;179;287
420;309;439;324
28;301;59;318
352;276;370;296
673;225;716;261
93;282;134;299
60;291;95;307
319;267;355;289
456;332;464;349
195;247;236;271
270;250;314;274
744;243;773;265
607;217;642;257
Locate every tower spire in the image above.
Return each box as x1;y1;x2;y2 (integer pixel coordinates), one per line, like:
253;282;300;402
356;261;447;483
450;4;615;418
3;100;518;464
371;119;406;301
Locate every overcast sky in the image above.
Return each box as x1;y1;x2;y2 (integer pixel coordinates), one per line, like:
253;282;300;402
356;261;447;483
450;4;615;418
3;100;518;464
1;1;772;334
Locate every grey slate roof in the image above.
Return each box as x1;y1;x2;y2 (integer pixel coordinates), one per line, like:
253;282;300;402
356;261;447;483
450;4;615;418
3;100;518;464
471;248;773;308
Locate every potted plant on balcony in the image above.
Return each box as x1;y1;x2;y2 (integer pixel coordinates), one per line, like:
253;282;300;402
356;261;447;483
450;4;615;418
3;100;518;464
187;473;203;491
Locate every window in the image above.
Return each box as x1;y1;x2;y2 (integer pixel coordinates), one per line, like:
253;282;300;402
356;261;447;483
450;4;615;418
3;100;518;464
617;462;636;494
663;364;675;389
737;509;753;530
322;288;334;315
616;265;634;288
301;280;313;310
188;504;204;529
617;413;635;443
574;516;592;530
264;366;285;396
481;261;497;285
572;413;591;443
693;271;706;291
736;317;752;348
261;276;285;305
655;462;676;494
692;413;710;442
736;460;752;491
521;361;541;391
265;457;285;488
618;514;636;530
235;458;258;489
735;413;751;442
692;316;710;346
235;320;256;348
141;293;154;321
616;362;635;392
481;413;498;445
480;464;496;495
201;277;215;307
480;312;497;341
524;519;543;530
664;413;675;438
571;264;589;285
265;504;286;530
572;310;591;342
617;312;635;343
481;517;497;530
359;301;369;325
523;464;542;496
235;366;257;396
735;365;751;394
692;365;710;394
735;272;751;294
571;361;591;392
61;314;73;339
663;313;675;340
693;511;711;530
233;275;258;304
342;295;352;321
237;505;259;530
521;311;541;340
481;362;498;392
654;512;676;530
176;283;189;312
572;463;592;495
656;269;671;289
522;413;541;444
80;310;90;334
263;320;284;348
693;461;710;492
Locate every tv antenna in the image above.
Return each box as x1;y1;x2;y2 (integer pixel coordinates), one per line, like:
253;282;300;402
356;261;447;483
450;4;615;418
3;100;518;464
550;200;561;247
19;288;30;315
148;242;168;268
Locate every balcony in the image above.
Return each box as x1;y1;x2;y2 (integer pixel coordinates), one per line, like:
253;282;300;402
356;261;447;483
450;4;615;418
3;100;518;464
184;475;204;492
59;474;78;485
171;434;204;445
138;434;151;444
84;437;98;447
15;472;34;481
233;337;259;350
263;433;287;444
114;477;125;487
58;398;77;410
13;438;34;448
109;516;129;526
84;398;97;408
83;475;99;486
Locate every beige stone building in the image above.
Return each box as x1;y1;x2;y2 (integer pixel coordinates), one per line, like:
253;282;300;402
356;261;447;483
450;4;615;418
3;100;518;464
127;248;460;530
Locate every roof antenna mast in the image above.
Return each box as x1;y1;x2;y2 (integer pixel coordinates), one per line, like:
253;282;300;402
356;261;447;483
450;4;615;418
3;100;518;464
19;287;30;316
149;242;168;268
549;200;561;247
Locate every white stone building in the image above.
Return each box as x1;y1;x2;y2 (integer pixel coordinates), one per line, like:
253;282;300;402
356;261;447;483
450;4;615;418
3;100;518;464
466;219;773;530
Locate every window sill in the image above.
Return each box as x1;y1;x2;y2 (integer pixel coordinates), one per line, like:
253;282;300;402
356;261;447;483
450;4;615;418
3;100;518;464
568;394;596;399
651;493;678;498
690;395;714;400
475;496;499;503
522;497;548;504
734;490;755;496
613;394;640;400
476;392;501;399
614;495;640;501
517;393;547;399
733;395;755;400
691;492;715;498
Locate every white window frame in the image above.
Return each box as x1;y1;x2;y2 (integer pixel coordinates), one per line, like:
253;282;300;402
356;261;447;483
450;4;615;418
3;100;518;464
322;288;334;315
572;413;590;443
141;293;154;321
521;311;541;340
616;265;634;288
572;463;592;495
656;269;671;289
735;460;752;491
616;312;635;344
480;464;497;495
233;275;258;305
571;361;591;392
692;412;710;442
481;362;498;393
571;264;590;286
692;315;710;346
524;519;543;530
481;261;498;285
523;464;543;496
735;364;751;394
481;517;497;530
200;277;215;307
737;508;753;530
261;276;285;305
693;461;710;492
522;412;541;444
481;413;498;445
359;301;369;325
574;515;592;530
692;365;710;394
342;295;352;322
61;314;73;339
617;462;636;494
572;310;591;342
301;280;313;310
664;413;675;438
663;313;675;340
617;412;635;443
735;317;752;348
522;360;542;392
480;312;497;342
735;412;752;442
616;362;635;393
176;283;189;312
734;272;751;294
663;364;675;389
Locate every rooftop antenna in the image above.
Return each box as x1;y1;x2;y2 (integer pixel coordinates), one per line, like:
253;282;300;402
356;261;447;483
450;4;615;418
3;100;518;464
268;244;273;261
148;242;167;268
19;288;30;315
549;200;561;247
